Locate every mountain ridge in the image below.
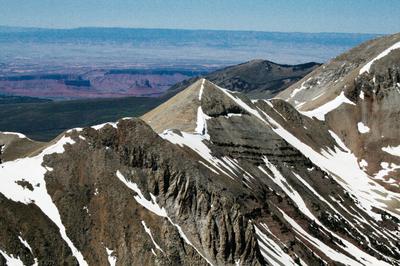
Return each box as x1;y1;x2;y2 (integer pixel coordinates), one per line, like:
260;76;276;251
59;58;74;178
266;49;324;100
166;60;321;99
0;33;400;265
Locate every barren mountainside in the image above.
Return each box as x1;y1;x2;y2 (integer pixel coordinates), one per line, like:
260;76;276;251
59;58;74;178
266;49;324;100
278;32;400;193
166;60;320;99
0;33;400;266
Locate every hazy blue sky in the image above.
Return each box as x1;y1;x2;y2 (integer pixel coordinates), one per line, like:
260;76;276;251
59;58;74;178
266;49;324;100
0;0;399;34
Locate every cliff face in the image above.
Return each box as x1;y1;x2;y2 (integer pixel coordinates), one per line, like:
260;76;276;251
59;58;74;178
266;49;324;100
1;34;400;266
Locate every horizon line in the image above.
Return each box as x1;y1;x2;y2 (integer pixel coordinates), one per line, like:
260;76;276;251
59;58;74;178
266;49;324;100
0;24;385;36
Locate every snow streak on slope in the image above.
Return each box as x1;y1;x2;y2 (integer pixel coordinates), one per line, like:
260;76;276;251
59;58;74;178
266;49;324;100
301;91;355;121
116;170;167;217
255;224;297;266
195;106;211;137
278;210;389;266
195;79;211;137
359;41;400;74
17;235;39;265
141;221;164;253
261;157;393;265
160;130;237;180
290;80;308;98
18;236;32;253
263;109;400;221
198;79;205;100
0;136;88;266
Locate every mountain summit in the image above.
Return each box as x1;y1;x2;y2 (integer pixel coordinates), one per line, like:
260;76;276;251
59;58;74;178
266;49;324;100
0;34;400;265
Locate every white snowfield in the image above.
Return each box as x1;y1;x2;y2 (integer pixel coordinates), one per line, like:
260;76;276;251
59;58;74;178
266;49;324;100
0;136;88;265
359;41;400;75
301;91;355;121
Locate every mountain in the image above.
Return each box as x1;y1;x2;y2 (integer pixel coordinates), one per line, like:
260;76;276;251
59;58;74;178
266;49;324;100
277;32;400;193
0;34;400;265
166;60;321;98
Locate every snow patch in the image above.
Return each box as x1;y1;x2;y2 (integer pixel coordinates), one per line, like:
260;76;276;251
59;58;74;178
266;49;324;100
66;127;83;133
357;122;370;134
301;91;355;121
91;122;117;130
225;113;242;118
360;91;365;99
0;250;24;266
290;80;307;98
106;247;116;266
382;145;400;157
374;162;400;180
359;159;368;171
